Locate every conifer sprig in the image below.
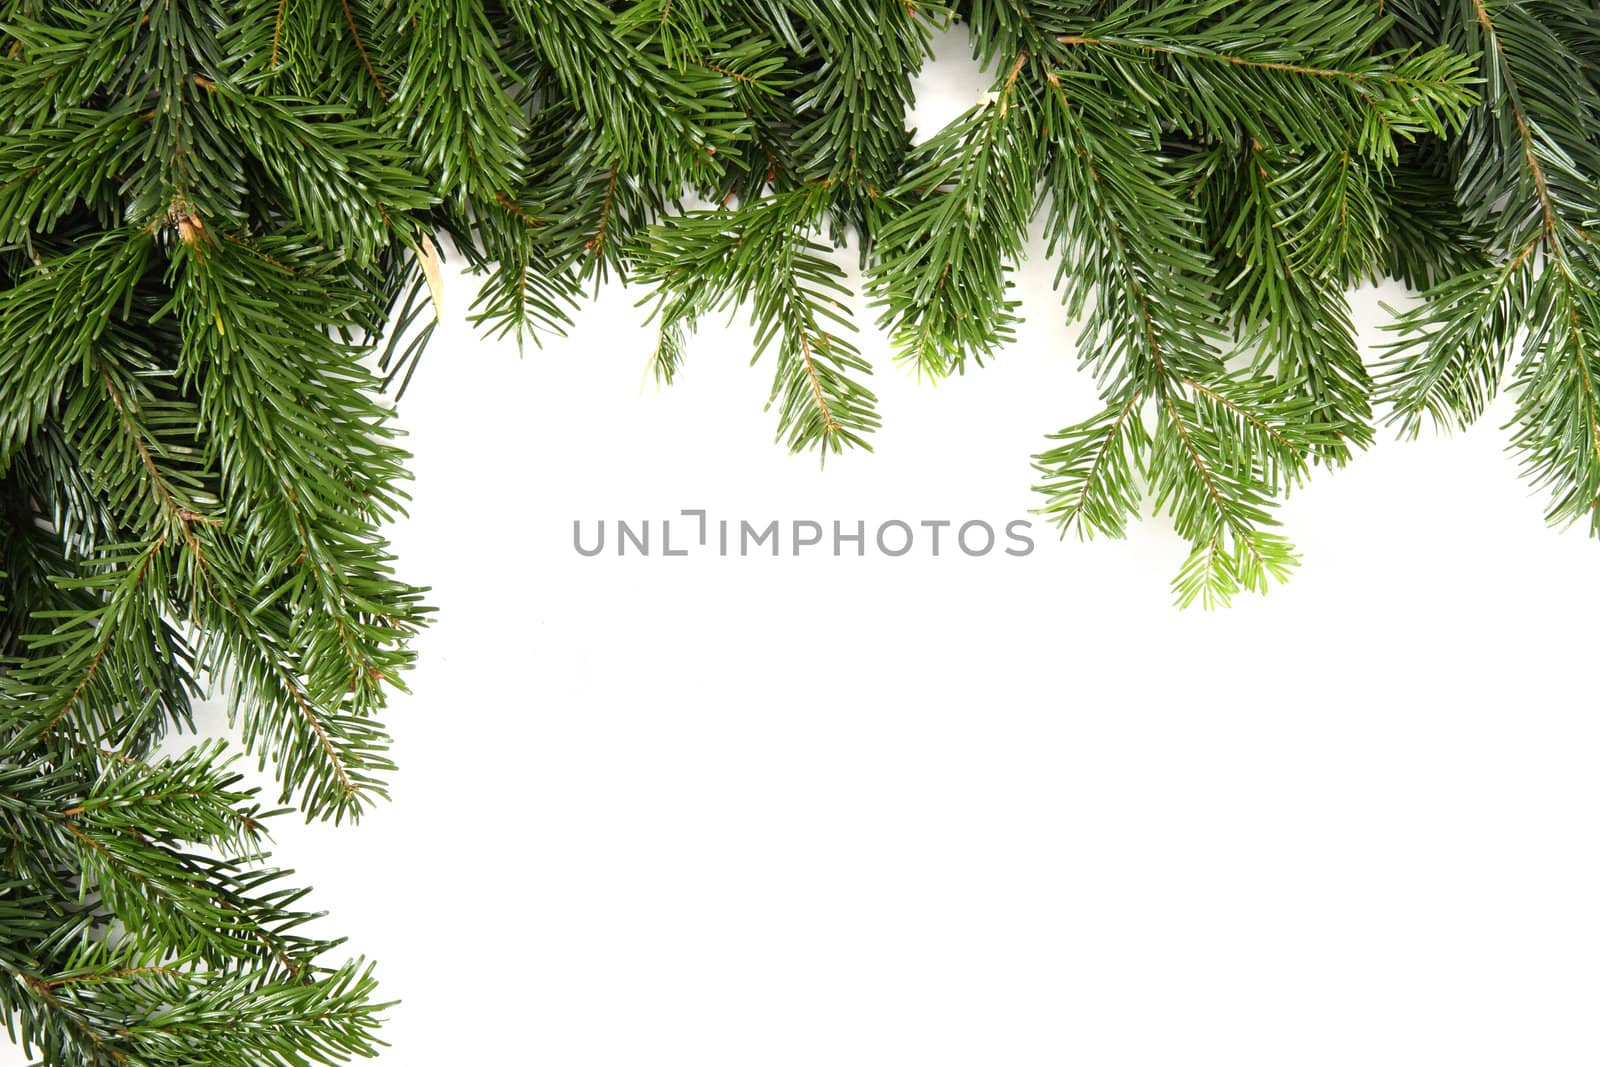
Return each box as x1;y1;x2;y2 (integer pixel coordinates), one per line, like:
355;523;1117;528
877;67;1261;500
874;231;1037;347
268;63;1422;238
638;186;880;455
1377;0;1600;535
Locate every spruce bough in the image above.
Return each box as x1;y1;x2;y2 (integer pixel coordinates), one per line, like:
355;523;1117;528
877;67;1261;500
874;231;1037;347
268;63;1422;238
0;1;1591;1062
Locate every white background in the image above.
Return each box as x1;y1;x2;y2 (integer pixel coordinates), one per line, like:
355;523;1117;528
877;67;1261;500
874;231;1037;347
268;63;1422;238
13;29;1600;1067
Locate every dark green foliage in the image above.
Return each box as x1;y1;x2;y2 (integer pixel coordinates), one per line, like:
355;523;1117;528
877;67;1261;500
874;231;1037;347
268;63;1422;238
1376;0;1600;537
638;185;880;454
0;0;1589;1062
869;59;1041;377
1;3;427;1062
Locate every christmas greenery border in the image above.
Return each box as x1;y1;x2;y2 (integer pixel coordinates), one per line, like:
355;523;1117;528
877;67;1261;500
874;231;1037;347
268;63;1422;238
2;1;1596;1063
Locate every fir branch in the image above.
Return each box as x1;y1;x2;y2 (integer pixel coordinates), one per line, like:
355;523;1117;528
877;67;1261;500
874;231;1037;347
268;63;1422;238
395;0;525;205
638;186;879;457
162;236;424;819
1033;389;1149;539
867;53;1042;376
1050;0;1478;160
787;0;947;230
509;0;747;186
1199;138;1375;463
1378;0;1600;533
1036;60;1224;395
